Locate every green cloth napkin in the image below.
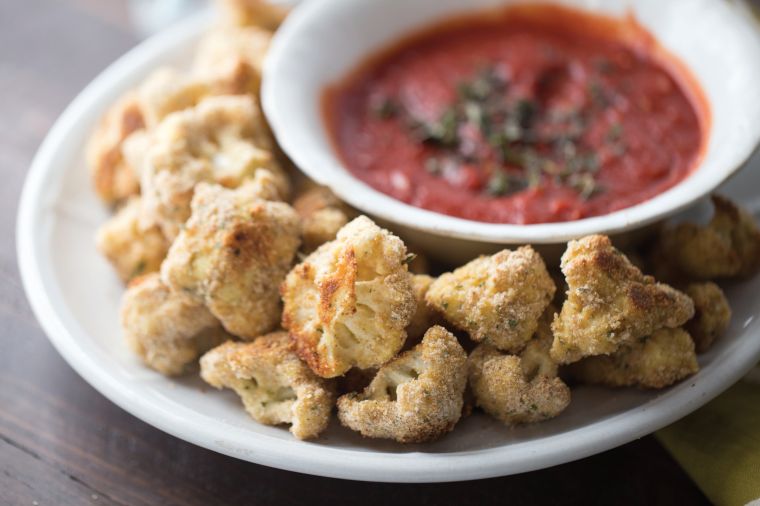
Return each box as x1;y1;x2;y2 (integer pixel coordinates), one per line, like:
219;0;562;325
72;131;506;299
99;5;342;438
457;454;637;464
657;369;760;505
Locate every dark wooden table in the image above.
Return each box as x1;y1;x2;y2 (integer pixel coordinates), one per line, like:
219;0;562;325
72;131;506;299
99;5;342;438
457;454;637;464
0;1;709;504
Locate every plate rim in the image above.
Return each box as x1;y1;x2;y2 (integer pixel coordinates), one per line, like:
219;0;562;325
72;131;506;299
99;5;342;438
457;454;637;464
15;10;760;483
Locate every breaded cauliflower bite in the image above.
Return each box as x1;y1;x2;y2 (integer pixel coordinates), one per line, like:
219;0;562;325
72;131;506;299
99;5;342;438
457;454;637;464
86;91;145;205
200;332;334;440
139;95;286;239
684;282;731;353
337;326;467;443
468;308;570;426
551;235;694;364
216;0;289;30
568;327;699;389
137;68;211;129
292;185;351;253
281;216;415;378
121;273;225;376
654;195;760;280
192;26;271;97
426;246;555;353
162;183;301;340
96;197;169;282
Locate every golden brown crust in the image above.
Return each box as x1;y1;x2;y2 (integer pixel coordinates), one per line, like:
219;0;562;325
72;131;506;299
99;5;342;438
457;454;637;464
138;95;287;239
86;92;144;205
468;307;570;426
121;273;225;376
684;282;731;353
96;197;169;282
162;183;301;340
336;326;467;443
426;246;555;353
200;332;335;440
551;235;694;364
282;216;415;377
567;327;699;389
652;195;760;280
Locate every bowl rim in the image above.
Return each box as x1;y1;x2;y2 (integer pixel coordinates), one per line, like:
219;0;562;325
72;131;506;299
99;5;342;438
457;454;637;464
15;6;760;484
263;0;760;244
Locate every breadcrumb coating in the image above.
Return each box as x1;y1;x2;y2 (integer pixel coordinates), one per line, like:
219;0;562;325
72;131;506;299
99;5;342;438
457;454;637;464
216;0;289;30
162;183;301;340
121;273;225;376
568;327;699;389
137;68;211;129
139;95;287;239
684;282;731;353
281;216;415;378
86;91;144;205
426;246;555;353
192;26;271;98
96;197;169;282
551;235;694;364
337;326;467;443
468;308;570;426
200;332;335;440
653;195;760;280
292;185;351;253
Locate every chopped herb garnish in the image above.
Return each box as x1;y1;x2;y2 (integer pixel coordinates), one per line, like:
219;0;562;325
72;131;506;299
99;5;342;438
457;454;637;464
424;157;442;175
371;97;398;119
371;63;611;200
131;260;147;278
588;81;608;107
403;253;417;265
607;122;623;142
486;170;510;196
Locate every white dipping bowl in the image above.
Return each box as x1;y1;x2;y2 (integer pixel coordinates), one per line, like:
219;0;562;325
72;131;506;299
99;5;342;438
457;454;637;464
263;0;760;263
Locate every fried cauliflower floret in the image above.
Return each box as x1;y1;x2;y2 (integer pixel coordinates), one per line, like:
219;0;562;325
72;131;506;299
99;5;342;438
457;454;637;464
406;274;441;345
139;95;287;238
121;273;225;376
292;185;352;252
684;282;731;353
200;332;335;440
162;183;300;340
568;327;699;389
192;26;271;97
653;195;760;280
216;0;289;30
551;235;694;364
137;67;211;129
468;308;570;426
96;197;169;282
281;216;415;378
86;91;144;205
337;326;467;443
426;246;555;353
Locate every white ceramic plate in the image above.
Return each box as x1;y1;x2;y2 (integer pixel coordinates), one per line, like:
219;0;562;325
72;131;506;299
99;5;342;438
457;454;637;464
17;11;760;482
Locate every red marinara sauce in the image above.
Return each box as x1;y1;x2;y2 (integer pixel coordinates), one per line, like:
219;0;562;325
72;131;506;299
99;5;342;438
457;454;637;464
323;5;708;224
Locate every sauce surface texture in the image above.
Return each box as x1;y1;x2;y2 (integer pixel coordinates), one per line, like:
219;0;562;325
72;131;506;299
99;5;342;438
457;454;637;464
323;5;707;224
